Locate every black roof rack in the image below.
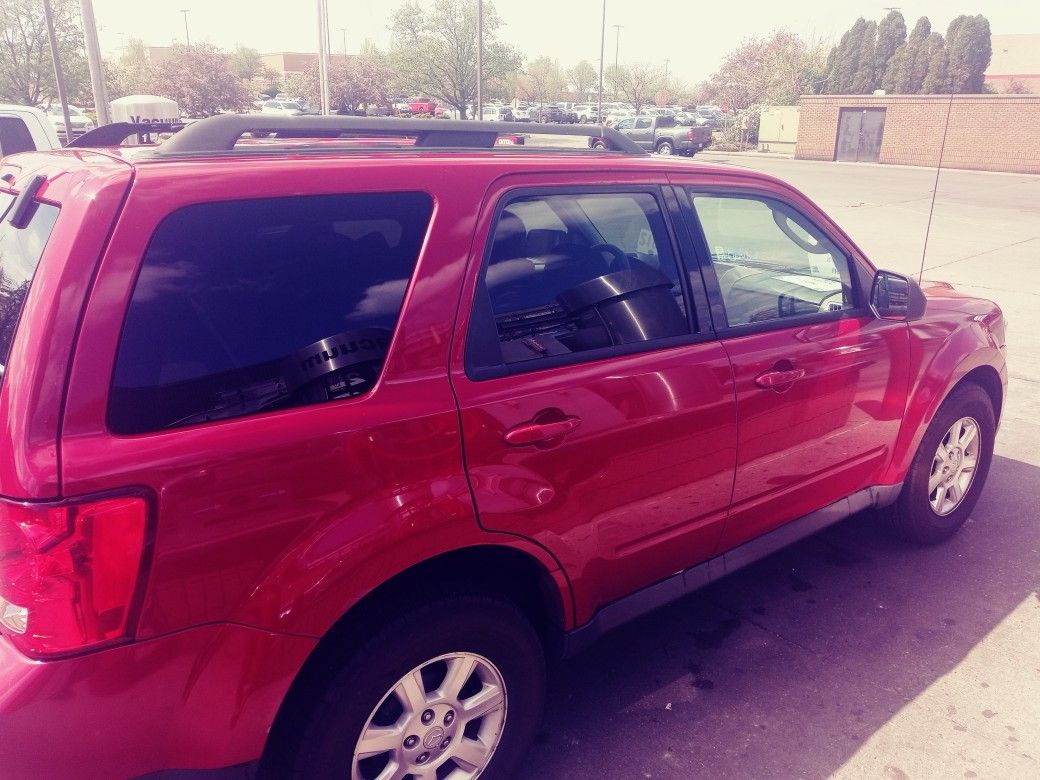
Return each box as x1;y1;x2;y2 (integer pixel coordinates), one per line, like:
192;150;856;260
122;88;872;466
153;114;646;157
67;121;183;148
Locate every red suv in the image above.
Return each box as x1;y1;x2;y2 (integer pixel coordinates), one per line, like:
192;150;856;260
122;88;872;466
0;116;1006;779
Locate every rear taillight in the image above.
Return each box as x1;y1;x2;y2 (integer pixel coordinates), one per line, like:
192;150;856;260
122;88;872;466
0;495;148;658
686;129;695;141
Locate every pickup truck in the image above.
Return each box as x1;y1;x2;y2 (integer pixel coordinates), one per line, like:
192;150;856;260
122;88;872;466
608;114;712;156
407;97;438;115
0;104;60;156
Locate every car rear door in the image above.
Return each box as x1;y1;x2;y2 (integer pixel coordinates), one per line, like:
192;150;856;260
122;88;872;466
451;174;737;623
672;180;910;551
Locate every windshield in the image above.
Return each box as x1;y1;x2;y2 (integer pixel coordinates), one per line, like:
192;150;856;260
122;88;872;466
0;193;60;386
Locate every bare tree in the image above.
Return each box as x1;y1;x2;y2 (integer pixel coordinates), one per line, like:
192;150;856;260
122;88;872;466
566;60;597;100
614;63;663;114
522;56;564;103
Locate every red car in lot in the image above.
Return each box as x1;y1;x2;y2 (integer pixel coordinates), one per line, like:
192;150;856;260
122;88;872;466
0;116;1006;779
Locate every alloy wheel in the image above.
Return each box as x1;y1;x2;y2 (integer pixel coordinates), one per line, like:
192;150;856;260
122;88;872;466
352;653;508;780
928;416;981;516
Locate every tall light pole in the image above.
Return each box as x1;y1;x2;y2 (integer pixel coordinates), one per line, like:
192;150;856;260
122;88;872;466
597;0;605;124
41;0;72;144
316;0;331;114
179;9;190;46
475;1;484;121
612;24;623;99
341;28;347;56
79;0;110;125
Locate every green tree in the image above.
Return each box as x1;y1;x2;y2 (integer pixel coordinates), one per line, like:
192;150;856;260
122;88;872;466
945;15;991;93
875;10;906;86
849;20;879;93
824;17;869;93
230;46;265;81
566;60;597;100
0;0;90;106
906;18;933;93
389;0;521;119
921;32;948;94
152;43;250;117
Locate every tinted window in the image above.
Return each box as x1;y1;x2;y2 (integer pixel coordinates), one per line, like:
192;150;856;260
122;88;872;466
634;117;652;130
476;191;689;368
109;192;433;434
0;117;37;156
691;193;856;327
0;195;59;386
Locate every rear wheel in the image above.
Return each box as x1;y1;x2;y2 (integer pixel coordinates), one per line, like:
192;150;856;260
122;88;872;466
889;384;995;544
284;595;545;779
656;140;674;155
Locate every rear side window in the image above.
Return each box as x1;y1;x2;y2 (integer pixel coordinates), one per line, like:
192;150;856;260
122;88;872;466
472;191;690;370
0;194;60;386
0;117;36;157
109;192;433;434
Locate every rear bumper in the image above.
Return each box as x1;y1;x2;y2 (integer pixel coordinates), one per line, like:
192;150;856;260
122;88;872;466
0;623;316;779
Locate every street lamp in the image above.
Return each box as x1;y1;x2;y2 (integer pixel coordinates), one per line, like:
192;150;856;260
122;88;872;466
340;28;347;56
179;9;190;47
612;24;623;99
597;0;605;124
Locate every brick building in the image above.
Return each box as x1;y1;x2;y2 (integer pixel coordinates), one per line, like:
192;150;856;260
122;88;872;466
260;52;355;78
795;94;1040;175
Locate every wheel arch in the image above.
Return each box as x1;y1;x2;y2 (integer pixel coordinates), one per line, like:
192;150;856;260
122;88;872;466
261;544;568;771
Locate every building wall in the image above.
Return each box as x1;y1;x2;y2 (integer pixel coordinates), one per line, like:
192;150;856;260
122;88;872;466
796;95;1040;174
985;34;1040;94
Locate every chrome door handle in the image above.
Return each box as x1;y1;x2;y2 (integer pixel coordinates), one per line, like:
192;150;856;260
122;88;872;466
755;367;805;391
503;416;582;446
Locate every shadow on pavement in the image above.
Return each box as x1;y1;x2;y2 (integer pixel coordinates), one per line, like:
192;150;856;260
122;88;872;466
521;454;1040;778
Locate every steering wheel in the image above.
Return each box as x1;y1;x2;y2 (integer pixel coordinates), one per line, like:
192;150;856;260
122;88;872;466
589;242;629;270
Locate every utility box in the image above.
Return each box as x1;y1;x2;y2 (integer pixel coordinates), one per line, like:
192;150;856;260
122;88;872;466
758;106;800;154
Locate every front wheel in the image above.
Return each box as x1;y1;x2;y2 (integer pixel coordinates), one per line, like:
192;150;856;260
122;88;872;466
285;595;545;779
889;384;995;544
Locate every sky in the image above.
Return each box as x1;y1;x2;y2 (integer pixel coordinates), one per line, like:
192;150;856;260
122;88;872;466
92;1;1040;85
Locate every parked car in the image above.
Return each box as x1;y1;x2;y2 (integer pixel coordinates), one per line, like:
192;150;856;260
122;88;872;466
607;114;713;155
0;104;61;154
260;100;304;116
481;105;514;122
573;103;602;123
530;104;565;123
556;105;579;124
408;97;438;115
0;115;1006;779
44;103;94;142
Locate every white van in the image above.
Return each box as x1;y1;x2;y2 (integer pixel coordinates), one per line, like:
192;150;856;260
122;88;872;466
0;104;61;155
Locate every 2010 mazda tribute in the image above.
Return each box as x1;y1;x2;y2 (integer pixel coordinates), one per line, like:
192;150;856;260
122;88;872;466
0;116;1006;779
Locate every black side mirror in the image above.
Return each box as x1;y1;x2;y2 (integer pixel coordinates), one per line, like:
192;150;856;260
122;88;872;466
870;270;927;321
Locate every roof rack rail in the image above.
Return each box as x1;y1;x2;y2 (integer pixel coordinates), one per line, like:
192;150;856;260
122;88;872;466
67;121;183;148
154;114;647;156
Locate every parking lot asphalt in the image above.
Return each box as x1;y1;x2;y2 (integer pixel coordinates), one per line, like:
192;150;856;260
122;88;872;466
521;154;1040;779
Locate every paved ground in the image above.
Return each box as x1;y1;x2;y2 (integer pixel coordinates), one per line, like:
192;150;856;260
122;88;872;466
522;154;1040;779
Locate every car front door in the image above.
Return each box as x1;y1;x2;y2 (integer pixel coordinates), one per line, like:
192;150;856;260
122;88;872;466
675;183;910;551
451;177;737;622
628;117;655;149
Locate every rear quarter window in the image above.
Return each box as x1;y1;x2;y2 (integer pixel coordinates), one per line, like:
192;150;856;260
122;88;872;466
108;192;433;434
0;194;60;386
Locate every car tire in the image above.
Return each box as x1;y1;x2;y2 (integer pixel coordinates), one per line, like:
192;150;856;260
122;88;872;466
591;140;606;150
284;594;545;779
889;384;995;545
656;141;674;155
